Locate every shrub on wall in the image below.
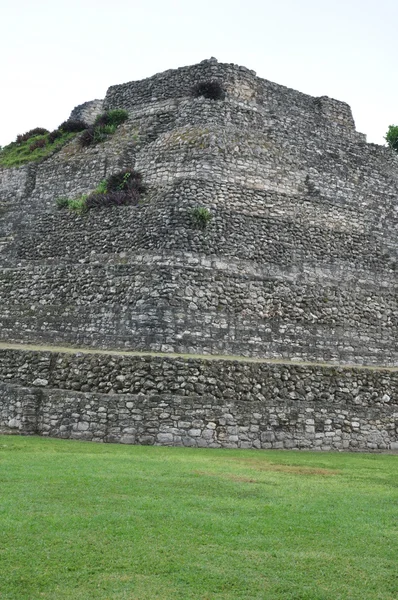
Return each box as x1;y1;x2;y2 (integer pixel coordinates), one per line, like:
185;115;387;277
79;109;129;148
385;125;398;153
33;120;87;148
29;138;47;152
106;169;147;194
94;109;128;128
48;129;63;144
16;128;49;144
56;197;69;210
58;120;87;133
85;190;140;210
56;169;145;213
190;206;212;229
79;128;95;147
192;80;225;101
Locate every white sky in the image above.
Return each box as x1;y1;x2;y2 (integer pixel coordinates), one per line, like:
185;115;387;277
1;0;397;148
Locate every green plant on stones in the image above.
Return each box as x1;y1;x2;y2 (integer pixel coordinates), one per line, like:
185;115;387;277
106;170;146;194
118;172;131;190
78;110;128;148
68;195;88;212
56;197;69;210
190;206;212;229
95;123;117;139
55;169;145;213
94;180;108;194
0;120;90;168
108;109;129;126
94;109;128;128
385;125;398;152
56;194;89;213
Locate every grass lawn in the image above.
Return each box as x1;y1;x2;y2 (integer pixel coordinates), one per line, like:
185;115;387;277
0;436;397;599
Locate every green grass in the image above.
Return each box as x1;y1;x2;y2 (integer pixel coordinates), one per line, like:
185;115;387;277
0;437;397;599
0;132;76;168
56;180;107;213
66;194;88;213
191;206;212;229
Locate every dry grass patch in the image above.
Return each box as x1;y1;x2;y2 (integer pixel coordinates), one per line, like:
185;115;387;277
193;470;265;484
221;455;341;476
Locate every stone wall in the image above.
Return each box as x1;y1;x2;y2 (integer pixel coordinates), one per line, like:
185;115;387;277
1;58;398;450
69;99;104;125
0;258;396;364
104;58;361;137
0;349;397;451
1;177;396;364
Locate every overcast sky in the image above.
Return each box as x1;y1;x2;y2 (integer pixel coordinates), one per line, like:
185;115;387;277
1;0;397;148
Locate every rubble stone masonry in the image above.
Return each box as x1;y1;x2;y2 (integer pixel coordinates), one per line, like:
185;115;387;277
1;58;397;450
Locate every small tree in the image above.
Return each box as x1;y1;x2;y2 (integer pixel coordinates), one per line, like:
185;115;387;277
385;125;398;152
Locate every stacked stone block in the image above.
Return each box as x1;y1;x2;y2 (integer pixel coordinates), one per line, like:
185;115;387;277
0;58;397;450
0;350;397;451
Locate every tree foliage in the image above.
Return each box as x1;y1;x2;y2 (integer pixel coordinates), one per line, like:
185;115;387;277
385;125;398;152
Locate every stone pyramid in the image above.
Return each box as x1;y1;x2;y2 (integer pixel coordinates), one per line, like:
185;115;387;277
1;58;397;451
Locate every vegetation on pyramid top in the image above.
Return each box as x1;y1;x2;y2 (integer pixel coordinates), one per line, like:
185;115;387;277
192;80;226;100
0;109;129;168
0;121;86;168
16;128;49;144
57;120;87;133
0;131;76;168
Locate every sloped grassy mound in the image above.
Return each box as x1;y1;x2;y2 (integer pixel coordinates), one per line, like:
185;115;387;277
0;110;128;168
0;128;78;168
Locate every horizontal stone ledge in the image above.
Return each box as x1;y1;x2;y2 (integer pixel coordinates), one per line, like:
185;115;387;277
0;381;397;452
2;250;395;288
1;342;398;372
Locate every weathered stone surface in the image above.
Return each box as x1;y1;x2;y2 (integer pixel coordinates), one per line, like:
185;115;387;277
68;99;104;125
32;378;48;387
0;351;397;450
0;58;397;450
